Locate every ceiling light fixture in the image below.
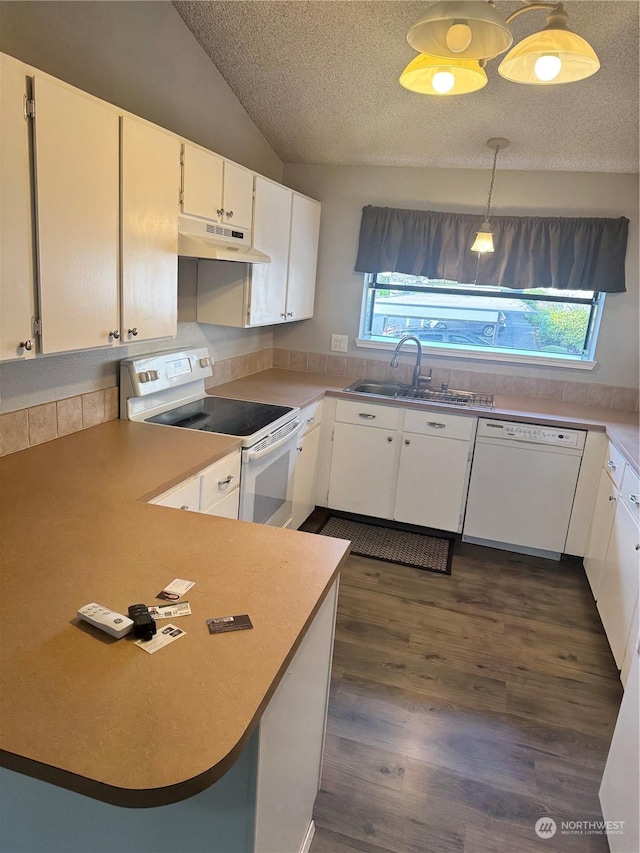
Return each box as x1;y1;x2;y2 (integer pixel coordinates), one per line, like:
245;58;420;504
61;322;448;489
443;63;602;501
471;137;509;254
401;1;599;96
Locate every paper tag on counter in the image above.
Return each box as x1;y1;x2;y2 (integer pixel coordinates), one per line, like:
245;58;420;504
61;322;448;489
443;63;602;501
148;602;192;620
207;614;253;634
135;624;186;654
156;578;195;601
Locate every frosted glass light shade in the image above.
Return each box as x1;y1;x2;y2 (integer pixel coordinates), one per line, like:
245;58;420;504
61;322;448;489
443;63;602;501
471;223;495;253
408;1;512;60
400;53;488;96
498;28;600;84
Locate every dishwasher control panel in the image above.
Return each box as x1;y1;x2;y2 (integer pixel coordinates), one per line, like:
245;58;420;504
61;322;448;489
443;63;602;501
478;419;586;449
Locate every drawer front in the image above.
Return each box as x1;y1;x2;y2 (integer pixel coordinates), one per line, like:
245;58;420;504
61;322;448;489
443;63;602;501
335;399;400;430
200;452;241;510
404;409;476;441
299;399;323;437
621;465;640;524
203;488;240;520
604;441;627;489
152;477;200;511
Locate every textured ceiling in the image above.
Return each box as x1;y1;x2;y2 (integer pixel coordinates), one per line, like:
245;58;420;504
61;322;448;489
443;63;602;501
173;1;639;173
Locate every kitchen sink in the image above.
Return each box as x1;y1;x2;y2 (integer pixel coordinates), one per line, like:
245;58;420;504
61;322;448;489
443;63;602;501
343;379;494;408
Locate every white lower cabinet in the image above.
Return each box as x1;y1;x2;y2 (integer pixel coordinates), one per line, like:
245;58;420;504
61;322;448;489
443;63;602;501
150;451;241;520
327;400;475;532
583;466;618;599
599;636;639;853
597;470;640;669
291;402;323;530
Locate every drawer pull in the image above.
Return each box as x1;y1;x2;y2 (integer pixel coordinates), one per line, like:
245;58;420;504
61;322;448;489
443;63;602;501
359;413;376;419
608;495;617;502
636;544;640;551
427;421;446;429
218;475;234;487
629;494;640;506
387;436;393;443
307;417;315;424
405;439;411;445
180;505;190;510
607;460;617;469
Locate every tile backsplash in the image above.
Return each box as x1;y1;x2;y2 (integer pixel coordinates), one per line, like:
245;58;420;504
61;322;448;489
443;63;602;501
1;345;637;457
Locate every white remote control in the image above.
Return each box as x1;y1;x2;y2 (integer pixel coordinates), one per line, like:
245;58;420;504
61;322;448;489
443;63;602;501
77;603;134;639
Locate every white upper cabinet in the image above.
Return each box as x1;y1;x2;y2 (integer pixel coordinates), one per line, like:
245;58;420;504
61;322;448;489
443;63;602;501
0;55;36;361
120;116;180;343
285;193;321;321
33;74;120;354
181;143;253;231
250;177;293;325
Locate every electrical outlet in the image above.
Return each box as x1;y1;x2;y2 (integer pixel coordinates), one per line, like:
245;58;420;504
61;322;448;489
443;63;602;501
330;334;349;353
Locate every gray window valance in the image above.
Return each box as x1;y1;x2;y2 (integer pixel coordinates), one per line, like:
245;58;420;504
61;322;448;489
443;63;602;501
354;205;629;293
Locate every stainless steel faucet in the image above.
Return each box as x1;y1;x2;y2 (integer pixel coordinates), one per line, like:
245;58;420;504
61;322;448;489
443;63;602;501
389;335;432;390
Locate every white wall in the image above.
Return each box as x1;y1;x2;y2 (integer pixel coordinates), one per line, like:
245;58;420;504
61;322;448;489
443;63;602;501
279;164;639;388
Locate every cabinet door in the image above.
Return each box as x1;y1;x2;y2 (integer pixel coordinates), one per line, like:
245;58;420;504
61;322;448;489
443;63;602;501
181;143;223;221
285;194;320;321
599;639;639;853
33;75;119;354
394;434;470;533
291;426;321;529
121;117;180;343
583;467;617;599
249;178;292;326
0;56;36;361
222;162;253;231
328;422;397;519
597;502;640;668
203;488;240;520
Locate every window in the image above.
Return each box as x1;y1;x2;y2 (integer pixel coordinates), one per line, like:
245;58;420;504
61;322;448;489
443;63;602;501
360;273;604;363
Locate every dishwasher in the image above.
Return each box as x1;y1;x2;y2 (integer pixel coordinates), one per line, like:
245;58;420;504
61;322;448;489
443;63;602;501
462;419;586;560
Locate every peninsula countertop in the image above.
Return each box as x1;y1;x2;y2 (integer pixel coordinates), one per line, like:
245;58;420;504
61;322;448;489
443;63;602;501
0;420;350;807
211;369;639;472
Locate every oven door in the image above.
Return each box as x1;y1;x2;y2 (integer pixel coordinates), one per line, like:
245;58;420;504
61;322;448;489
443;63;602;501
240;420;303;527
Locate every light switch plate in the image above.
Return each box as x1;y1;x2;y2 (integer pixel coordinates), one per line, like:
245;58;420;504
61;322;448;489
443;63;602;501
331;334;348;353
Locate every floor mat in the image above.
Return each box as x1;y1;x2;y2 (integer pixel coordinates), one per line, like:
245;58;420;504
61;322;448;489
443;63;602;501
317;515;453;575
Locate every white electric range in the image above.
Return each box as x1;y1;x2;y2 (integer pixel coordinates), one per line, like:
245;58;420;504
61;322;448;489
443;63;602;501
120;347;302;528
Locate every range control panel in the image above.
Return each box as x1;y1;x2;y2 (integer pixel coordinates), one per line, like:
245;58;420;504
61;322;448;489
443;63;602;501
120;347;213;397
478;419;586;449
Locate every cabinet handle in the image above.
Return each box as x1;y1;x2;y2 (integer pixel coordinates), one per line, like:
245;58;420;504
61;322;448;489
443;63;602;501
307;417;315;424
629;494;640;506
608;495;617;502
405;439;411;445
359;413;376;419
387;436;393;443
286;312;293;317
216;208;224;218
218;475;234;487
636;544;640;551
180;505;190;510
128;328;138;337
281;313;287;318
297;447;303;453
109;330;120;340
607;460;617;469
19;339;33;351
427;421;446;429
226;210;234;219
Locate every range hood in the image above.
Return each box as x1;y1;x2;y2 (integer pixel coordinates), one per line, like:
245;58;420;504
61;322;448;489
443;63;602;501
178;215;270;264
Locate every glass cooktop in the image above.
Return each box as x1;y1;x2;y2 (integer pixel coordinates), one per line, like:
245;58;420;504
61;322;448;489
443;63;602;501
145;396;294;437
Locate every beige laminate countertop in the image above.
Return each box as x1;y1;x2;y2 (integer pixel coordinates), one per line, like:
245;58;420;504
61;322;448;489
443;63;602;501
212;369;639;473
0;420;350;807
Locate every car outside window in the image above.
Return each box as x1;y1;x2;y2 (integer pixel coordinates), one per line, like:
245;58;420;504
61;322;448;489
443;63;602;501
360;273;603;362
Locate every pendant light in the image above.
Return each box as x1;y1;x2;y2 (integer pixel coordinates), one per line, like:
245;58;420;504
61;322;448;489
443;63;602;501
403;1;599;96
498;3;600;85
399;52;488;95
471;138;509;254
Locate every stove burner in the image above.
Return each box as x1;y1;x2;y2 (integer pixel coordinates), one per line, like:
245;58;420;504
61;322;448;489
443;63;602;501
145;396;294;437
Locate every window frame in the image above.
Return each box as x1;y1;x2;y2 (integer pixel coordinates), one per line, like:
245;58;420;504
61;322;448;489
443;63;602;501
357;274;603;370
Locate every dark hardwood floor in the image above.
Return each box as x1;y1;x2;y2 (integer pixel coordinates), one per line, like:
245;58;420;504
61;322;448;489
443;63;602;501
302;512;622;853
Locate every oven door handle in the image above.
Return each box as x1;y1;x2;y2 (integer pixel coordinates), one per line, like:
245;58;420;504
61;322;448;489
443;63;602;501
244;419;303;463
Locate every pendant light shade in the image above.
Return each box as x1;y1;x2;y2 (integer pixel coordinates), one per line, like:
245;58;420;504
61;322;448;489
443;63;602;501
400;53;488;95
471;222;495;254
407;1;513;61
498;27;600;85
